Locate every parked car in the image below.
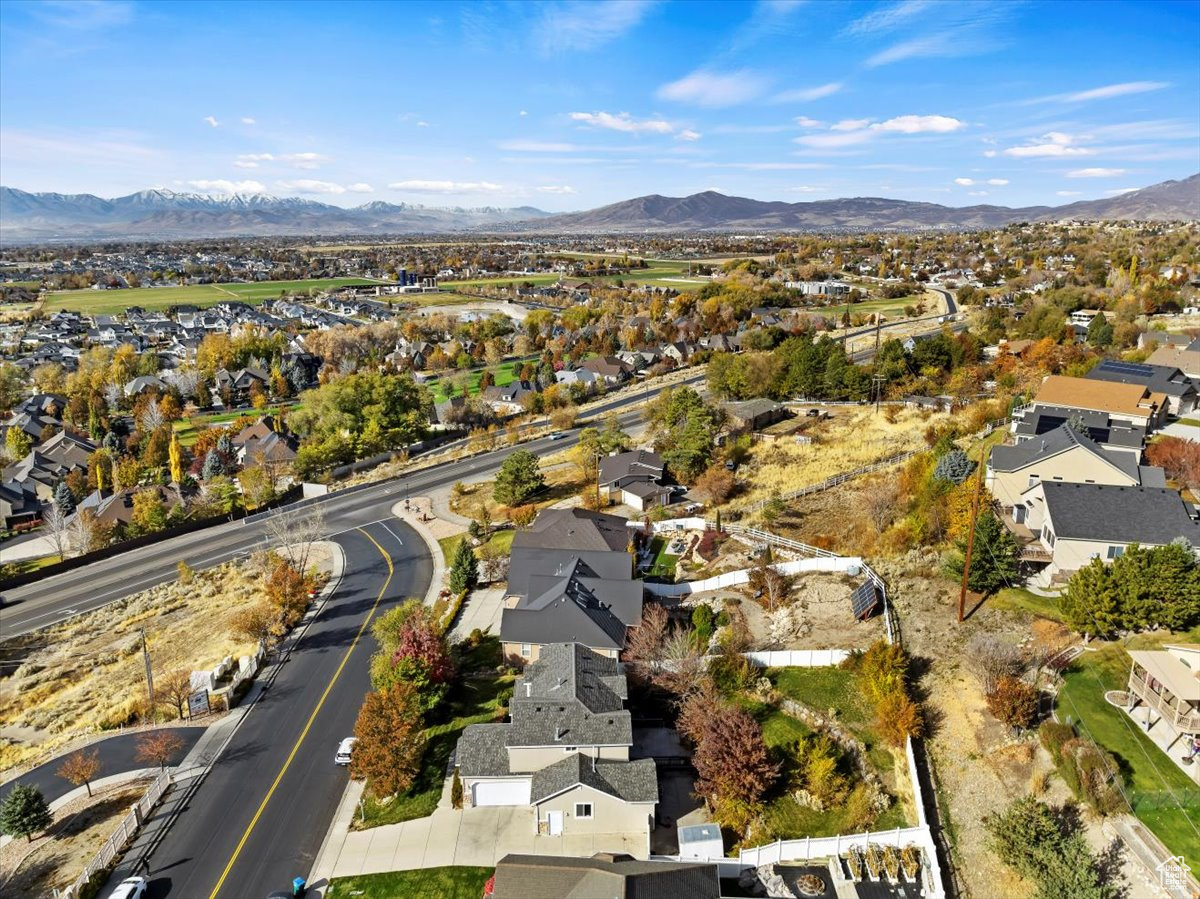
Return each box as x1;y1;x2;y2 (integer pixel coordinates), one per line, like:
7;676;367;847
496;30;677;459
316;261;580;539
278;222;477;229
335;737;357;765
548;431;568;440
110;877;148;899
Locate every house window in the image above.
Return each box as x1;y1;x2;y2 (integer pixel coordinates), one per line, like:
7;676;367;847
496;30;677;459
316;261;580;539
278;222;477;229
521;643;532;657
575;802;593;819
1106;546;1125;559
1027;474;1040;488
1043;528;1055;548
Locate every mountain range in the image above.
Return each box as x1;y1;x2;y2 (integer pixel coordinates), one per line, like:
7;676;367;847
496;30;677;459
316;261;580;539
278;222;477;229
1;175;1196;241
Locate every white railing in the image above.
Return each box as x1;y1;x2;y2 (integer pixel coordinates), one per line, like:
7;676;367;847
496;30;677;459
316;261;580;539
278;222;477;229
645;556;865;597
62;768;172;898
743;649;851;667
745;450;919;513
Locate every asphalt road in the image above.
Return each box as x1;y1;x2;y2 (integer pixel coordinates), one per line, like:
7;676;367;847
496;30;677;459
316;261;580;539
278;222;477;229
138;519;430;899
0;727;202;806
0;373;702;640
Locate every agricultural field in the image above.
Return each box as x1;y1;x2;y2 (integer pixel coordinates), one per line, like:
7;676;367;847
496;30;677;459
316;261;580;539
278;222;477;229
43;277;389;313
442;257;711;293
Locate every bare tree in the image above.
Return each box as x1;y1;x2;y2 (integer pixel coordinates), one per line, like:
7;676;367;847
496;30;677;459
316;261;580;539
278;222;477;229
264;505;326;574
857;476;902;534
68;508;108;556
657;628;708;696
138;398;166;434
43;503;72;562
104;383;123;411
966;634;1025;695
158;668;194;720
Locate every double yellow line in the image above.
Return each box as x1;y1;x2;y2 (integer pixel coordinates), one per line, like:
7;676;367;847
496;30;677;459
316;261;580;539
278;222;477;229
208;527;395;898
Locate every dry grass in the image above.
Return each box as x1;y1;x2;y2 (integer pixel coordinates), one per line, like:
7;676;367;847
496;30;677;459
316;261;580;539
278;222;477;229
732;405;951;512
0;548;328;773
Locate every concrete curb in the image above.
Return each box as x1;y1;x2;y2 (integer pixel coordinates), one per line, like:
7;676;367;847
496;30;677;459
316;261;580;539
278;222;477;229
391;502;446;606
307;777;366;892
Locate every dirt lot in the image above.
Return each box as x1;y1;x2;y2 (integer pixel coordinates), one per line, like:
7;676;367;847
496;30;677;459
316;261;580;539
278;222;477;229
0;546;332;774
0;780;149;896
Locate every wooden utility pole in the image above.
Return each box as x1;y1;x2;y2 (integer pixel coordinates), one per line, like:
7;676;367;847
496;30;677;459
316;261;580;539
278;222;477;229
140;628;155;718
958;459;986;623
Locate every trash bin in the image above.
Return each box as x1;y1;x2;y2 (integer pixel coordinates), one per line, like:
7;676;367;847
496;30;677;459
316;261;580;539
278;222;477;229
293;876;306;897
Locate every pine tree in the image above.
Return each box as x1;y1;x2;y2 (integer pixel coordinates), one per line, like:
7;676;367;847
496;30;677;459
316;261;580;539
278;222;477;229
202;449;223;480
0;784;51;843
449;538;479;593
54;479;76;515
946;511;1020;595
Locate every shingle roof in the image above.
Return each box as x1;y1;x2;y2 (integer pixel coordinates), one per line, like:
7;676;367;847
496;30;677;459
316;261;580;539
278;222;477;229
514;508;633;553
506;547;634;600
989;424;1140;480
1013;407;1146;449
599;450;665;487
454;723;511;777
530;754;658;804
1085;360;1197;400
490;854;720;899
1033;375;1160;419
1037;483;1200;545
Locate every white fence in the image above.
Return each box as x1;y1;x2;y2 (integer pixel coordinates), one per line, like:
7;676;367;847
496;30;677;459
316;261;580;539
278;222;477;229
62;768;171;898
743;649;850;667
645;556;865;598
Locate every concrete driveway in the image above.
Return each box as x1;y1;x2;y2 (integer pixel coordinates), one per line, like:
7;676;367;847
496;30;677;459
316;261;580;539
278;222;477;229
450;586;504;642
330;802;646;877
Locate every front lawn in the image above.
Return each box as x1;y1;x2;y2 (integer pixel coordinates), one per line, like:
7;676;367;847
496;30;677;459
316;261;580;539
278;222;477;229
325;866;494;899
358;640;512;828
644;535;681;578
987;587;1064;622
437;529;516;567
1057;641;1200;864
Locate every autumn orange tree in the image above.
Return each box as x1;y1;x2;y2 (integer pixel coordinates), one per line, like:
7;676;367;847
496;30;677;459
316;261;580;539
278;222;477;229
57;748;101;797
350;681;426;797
136;730;184;769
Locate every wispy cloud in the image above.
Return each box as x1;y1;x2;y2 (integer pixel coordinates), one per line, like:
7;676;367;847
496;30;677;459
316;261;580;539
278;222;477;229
241;117;256;125
277;179;354;195
796;114;965;149
862;2;1011;67
690;161;830;170
955;177;1009;186
1056;190;1083;197
388;180;504;194
657;69;771;107
772;82;843;103
1002;132;1094;157
280;152;328;169
30;0;134;30
676;129;702;141
234;153;274;169
534;0;657;55
536;185;576;194
496;140;578;152
710;123;794;134
1026;81;1171;104
203;116;219;128
569;111;673;134
1067;167;1126;178
1106;187;1139;195
186;179;264;194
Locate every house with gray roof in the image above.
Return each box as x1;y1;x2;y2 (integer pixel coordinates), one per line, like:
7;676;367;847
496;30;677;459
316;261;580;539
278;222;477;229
1021;482;1200;582
1011;406;1145;458
987;424;1165;517
489;852;719;899
598;450;673;511
455;644;658;848
1085;359;1197;416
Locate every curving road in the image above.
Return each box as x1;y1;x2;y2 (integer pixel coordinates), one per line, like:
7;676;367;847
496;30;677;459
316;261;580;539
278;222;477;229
132;520;431;898
0;728;202;807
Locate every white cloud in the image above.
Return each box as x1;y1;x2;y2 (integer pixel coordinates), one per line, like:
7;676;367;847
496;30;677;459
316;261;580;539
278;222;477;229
773;82;842;103
241;117;256;125
280;152;328;169
656;69;771;107
872;114;964;133
784;185;830;193
536;185;577;194
519;110;528;116
417;121;430;127
1067;167;1127;178
496;139;578;152
203;116;219;128
794;130;876;149
844;0;932;35
347;183;374;193
1106;187;1139;195
794;117;823;128
676;129;702;141
186;179;264;194
987;178;1009;185
983;149;997;157
534;0;656;55
831;118;871;132
954;177;975;185
968;191;988;196
234;153;275;169
388;180;504;194
691;161;830;170
1002;132;1094;158
1061;81;1170;102
569;111;673;134
277;180;351;195
1056;190;1083;197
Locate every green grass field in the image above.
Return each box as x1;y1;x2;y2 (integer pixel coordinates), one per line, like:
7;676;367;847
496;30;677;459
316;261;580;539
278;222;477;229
423;356;537;403
987;587;1064;622
172;403;298;447
1057;639;1200;864
441;257;710;293
325;867;493;899
44;277;389;313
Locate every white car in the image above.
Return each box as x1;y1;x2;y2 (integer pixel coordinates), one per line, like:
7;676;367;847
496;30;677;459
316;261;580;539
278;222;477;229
110;876;148;899
548;431;568;440
335;737;357;765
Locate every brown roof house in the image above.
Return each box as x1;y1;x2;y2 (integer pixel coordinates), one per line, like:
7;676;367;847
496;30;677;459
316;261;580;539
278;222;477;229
1017;375;1166;432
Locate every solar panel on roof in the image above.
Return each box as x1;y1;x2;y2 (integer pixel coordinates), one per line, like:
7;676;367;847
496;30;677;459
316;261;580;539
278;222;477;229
850;581;879;621
1098;360;1152;376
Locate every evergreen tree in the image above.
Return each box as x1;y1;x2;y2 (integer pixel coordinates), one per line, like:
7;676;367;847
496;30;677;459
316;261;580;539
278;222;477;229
1087;312;1113;348
449;538;479;593
945;511;1020;595
54;479;76;515
493;450;545;506
932;448;973;485
0;784;51;843
201;449;224;480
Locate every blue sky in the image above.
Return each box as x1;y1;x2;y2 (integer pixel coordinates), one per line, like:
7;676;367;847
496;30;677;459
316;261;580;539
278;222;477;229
1;0;1198;210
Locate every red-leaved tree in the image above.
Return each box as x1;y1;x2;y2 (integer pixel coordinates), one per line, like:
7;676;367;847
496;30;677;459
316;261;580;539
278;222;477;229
1146;436;1200;492
693;706;778;832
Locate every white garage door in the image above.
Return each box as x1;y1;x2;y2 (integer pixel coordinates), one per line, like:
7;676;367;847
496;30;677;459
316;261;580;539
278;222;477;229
472;779;531;806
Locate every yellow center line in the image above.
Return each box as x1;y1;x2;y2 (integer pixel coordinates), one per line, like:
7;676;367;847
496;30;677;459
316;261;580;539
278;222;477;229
208;526;395;899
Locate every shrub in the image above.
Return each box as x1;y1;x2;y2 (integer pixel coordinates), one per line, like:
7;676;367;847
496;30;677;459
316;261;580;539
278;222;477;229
1038;720;1075;763
875;690;924;746
451;768;464;809
692;604;715;644
709;652;755;695
986;676;1040;731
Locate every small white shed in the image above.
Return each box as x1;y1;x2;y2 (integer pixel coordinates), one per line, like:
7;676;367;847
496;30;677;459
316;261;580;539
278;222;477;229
678;822;724;860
